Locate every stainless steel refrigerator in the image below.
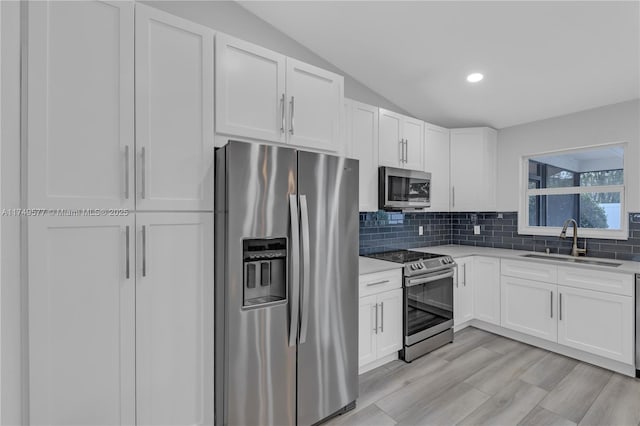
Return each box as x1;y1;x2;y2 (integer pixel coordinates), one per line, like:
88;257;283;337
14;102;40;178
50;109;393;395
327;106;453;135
214;141;359;426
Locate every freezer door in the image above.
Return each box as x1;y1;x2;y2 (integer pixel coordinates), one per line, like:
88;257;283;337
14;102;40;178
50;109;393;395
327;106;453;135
297;152;359;425
215;141;298;426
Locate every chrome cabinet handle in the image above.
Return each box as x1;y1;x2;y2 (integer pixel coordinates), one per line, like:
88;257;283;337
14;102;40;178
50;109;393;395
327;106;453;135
452;186;455;208
289;96;295;135
366;279;390;287
125;226;130;279
559;293;562;320
380;302;384;333
140;147;146;199
373;304;378;334
288;194;300;347
550;291;553;318
280;93;285;134
462;264;467;286
398;139;403;163
299;195;311;344
124;145;130;200
142;225;147;277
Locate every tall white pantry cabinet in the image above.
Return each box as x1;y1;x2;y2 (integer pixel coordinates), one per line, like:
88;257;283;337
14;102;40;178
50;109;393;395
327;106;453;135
26;3;214;425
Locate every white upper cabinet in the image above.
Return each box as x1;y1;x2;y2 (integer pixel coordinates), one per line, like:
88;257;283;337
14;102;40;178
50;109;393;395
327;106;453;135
216;34;286;143
286;58;343;152
424;123;450;211
379;109;424;170
136;213;214;426
27;1;135;209
378;109;403;167
346;99;379;212
450;127;497;211
136;5;215;211
215;35;344;152
28;216;135;425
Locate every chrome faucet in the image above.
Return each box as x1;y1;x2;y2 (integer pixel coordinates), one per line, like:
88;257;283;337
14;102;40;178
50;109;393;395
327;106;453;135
559;218;587;257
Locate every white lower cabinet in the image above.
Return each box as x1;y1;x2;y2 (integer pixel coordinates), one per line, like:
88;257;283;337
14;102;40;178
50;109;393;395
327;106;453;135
473;257;501;325
358;295;378;367
28;213;214;425
358;269;403;374
375;289;403;357
28;216;136;425
454;257;473;326
557;285;634;365
136;213;214;425
497;260;634;367
501;276;557;342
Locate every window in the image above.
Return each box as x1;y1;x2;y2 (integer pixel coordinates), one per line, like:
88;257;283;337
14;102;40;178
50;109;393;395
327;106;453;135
519;145;627;239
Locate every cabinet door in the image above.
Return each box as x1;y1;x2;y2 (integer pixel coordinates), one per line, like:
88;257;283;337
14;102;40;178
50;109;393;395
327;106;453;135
216;34;286;143
501;276;557;342
136;5;215;211
286;58;343;152
28;216;135;425
27;1;134;209
349;100;379;212
558;285;633;364
454;259;474;324
358;295;378;369
378;109;403;167
136;213;214;425
402;117;424;171
376;289;403;358
450;128;496;211
473;257;501;325
424;124;450;211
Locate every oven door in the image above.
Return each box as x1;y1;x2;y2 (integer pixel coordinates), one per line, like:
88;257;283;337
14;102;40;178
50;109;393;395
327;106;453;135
404;269;454;346
380;167;431;210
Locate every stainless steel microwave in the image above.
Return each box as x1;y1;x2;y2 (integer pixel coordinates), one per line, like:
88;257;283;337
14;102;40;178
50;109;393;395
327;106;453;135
379;167;431;210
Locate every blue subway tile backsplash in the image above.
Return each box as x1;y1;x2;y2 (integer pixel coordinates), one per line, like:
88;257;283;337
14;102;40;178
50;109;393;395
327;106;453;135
360;211;640;262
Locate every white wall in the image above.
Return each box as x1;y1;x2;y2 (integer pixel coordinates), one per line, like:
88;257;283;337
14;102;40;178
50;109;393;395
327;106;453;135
497;99;640;212
1;2;23;425
142;0;408;114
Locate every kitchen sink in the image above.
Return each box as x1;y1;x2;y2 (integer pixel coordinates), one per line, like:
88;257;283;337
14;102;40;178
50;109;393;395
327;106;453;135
520;253;622;267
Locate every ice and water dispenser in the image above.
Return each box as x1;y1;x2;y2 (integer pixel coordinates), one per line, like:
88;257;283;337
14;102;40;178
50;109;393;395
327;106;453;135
243;238;287;307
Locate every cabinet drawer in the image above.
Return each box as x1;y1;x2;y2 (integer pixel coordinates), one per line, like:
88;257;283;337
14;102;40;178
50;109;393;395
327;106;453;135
359;269;402;297
557;266;633;296
501;259;557;283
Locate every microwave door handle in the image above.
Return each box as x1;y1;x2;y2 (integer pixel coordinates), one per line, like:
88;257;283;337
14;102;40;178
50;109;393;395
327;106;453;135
299;195;311;344
288;194;300;347
406;270;454;287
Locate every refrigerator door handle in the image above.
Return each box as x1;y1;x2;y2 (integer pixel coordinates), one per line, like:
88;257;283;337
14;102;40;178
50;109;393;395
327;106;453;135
288;194;301;347
299;194;311;344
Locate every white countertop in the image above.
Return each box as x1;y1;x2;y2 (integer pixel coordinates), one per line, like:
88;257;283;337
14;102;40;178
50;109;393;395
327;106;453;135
411;244;640;275
359;256;403;275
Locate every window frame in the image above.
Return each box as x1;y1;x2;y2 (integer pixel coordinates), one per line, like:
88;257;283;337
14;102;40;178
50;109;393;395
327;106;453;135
518;143;628;240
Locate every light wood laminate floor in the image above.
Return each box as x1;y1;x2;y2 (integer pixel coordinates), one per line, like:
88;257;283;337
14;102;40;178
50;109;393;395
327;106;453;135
327;327;640;426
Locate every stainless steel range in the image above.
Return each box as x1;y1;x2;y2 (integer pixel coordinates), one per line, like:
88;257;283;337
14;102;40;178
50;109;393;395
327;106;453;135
365;249;455;362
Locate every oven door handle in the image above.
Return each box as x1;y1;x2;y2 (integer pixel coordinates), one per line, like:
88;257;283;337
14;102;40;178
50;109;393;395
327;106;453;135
406;270;454;287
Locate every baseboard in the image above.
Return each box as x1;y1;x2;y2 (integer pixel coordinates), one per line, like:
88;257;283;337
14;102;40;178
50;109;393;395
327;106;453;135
469;319;636;377
359;353;398;375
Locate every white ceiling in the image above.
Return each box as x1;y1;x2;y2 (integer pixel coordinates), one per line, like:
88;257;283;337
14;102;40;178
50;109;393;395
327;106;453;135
237;1;640;129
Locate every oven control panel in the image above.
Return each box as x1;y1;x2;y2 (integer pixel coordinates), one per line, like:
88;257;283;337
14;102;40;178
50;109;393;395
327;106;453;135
405;256;455;276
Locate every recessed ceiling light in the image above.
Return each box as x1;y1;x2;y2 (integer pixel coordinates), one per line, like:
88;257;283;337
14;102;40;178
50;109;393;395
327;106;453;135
467;73;484;83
